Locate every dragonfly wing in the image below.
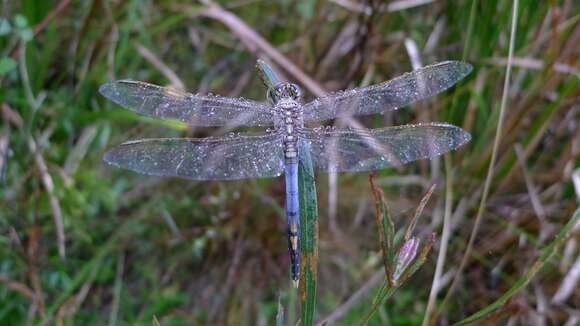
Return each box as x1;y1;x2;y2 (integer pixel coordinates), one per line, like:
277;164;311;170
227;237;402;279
104;132;285;180
302;61;472;122
302;123;471;172
99;80;274;127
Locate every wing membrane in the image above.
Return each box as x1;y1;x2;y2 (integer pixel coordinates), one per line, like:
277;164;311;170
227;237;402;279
302;123;471;172
99;80;274;127
302;61;472;122
104;133;284;180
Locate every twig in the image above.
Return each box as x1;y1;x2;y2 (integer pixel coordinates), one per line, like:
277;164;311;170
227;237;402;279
438;0;519;317
196;1;326;97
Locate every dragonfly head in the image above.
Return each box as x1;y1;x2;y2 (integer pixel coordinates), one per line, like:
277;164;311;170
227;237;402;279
267;82;302;104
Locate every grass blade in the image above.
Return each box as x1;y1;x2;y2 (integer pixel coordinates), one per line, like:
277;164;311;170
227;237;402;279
453;208;580;325
359;286;398;325
298;142;319;326
441;0;520;316
369;174;395;286
256;59;281;89
276;295;285;326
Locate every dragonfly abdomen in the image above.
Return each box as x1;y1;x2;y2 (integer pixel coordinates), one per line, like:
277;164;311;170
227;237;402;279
284;162;300;287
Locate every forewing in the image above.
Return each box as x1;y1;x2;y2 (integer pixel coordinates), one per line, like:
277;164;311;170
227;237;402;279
99;80;274;127
302;61;472;122
103;133;284;180
302;123;471;172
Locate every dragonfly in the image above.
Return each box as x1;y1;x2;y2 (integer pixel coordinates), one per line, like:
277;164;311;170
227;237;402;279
100;60;472;287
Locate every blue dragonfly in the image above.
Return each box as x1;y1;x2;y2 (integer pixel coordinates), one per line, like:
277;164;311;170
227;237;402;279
100;60;472;287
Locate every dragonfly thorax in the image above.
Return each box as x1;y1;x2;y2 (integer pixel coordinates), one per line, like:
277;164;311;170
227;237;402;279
269;84;303;163
278;101;302;163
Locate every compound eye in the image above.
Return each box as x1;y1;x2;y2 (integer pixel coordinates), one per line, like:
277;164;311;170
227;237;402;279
292;84;302;99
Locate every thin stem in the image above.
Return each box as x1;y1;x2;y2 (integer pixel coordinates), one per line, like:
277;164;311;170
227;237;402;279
437;0;520;317
421;155;454;325
452;208;579;325
359;285;398;325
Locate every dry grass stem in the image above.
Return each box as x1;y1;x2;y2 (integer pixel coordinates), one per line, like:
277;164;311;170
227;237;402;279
28;136;66;259
422;155;454;326
439;0;520;318
197;1;326;97
329;0;435;14
318;270;383;325
551;254;580;304
135;42;185;90
485;57;580;77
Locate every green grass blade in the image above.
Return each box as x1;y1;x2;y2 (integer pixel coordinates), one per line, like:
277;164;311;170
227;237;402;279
298;143;318;326
369;174;395;286
358;286;398;326
256;59;281;89
276;295;284;326
404;185;436;241
453;208;580;325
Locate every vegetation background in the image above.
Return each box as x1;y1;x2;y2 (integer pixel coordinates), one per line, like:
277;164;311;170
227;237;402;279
0;0;578;324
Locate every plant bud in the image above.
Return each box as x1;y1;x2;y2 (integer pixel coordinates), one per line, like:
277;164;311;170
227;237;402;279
394;237;420;282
